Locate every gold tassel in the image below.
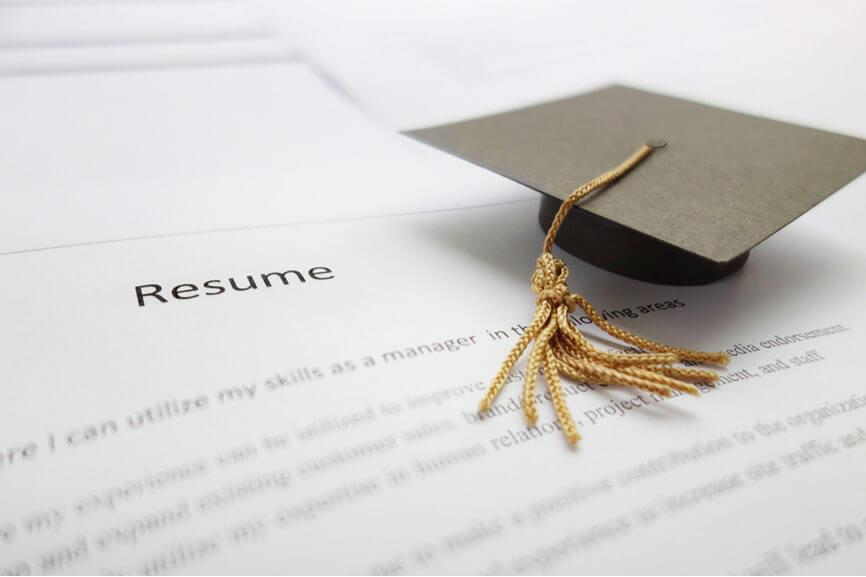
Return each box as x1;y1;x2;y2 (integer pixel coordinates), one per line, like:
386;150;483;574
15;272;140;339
479;142;729;446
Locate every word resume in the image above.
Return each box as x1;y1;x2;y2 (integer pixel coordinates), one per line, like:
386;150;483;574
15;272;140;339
2;193;865;574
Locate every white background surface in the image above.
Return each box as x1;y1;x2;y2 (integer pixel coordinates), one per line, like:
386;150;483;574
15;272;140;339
2;0;864;134
260;0;866;134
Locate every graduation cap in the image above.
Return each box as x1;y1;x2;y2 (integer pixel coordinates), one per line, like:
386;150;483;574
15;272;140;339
408;85;866;285
407;87;866;446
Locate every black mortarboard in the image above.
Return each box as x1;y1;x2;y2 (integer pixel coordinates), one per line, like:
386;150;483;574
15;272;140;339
408;86;866;285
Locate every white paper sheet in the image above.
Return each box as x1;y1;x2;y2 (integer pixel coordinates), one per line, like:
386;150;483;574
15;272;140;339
1;174;865;573
0;2;271;49
0;1;298;76
0;37;299;76
0;61;530;255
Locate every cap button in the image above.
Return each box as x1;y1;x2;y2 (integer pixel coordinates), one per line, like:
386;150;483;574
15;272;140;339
646;138;667;149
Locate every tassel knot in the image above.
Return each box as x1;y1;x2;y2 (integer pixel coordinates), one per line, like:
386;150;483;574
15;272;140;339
533;254;577;312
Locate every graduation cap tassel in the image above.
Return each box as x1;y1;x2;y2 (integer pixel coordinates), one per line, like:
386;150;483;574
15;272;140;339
479;142;730;446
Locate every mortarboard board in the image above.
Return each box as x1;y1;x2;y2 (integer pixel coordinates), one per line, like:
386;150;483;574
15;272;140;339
408;86;866;446
407;86;866;285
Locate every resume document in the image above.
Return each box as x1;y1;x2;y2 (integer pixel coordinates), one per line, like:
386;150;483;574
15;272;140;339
1;61;865;575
